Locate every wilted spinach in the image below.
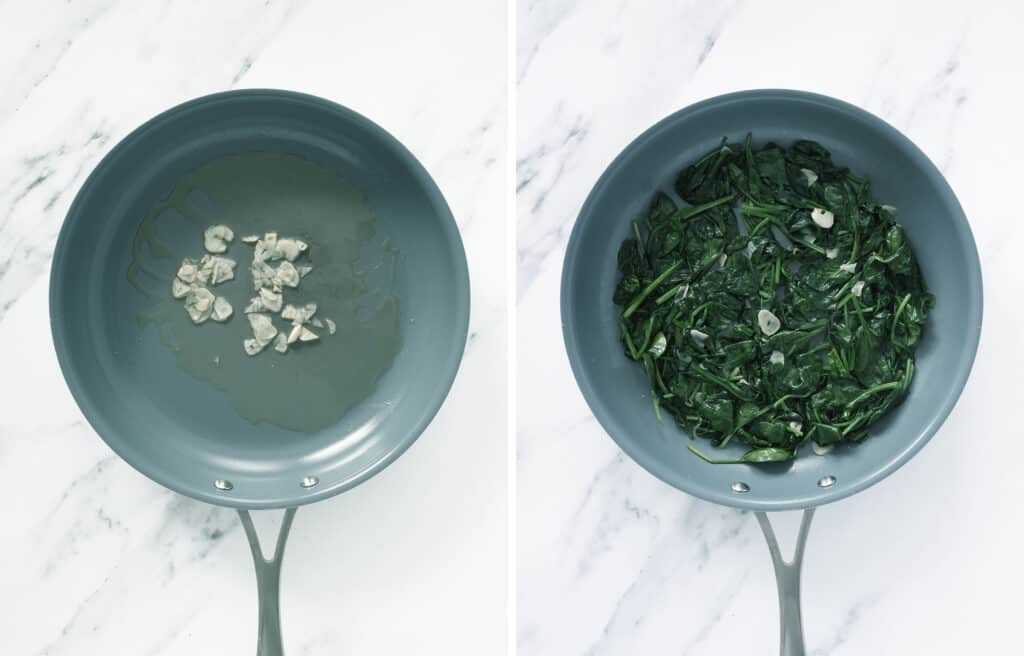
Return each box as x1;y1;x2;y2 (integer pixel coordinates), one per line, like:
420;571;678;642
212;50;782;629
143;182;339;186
614;135;933;464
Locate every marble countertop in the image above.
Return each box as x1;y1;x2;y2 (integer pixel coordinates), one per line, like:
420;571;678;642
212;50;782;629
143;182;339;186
0;1;506;654
518;1;1018;654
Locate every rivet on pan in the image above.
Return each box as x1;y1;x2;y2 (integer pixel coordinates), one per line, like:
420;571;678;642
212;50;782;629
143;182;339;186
818;475;837;488
214;479;233;491
730;481;750;493
300;476;320;488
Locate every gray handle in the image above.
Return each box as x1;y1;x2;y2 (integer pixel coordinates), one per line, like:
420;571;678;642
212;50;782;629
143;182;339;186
755;509;815;656
238;508;298;656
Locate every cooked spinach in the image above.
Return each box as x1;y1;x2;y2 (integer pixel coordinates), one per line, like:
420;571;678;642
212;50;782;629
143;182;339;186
614;135;933;464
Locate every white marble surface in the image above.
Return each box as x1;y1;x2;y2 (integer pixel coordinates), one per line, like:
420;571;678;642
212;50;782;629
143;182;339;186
0;1;506;654
518;1;1020;654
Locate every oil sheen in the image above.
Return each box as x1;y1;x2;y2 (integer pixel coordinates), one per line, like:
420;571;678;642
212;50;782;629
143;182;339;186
127;152;401;432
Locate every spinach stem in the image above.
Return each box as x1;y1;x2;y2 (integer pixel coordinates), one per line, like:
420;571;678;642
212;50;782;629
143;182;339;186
620;319;640;360
654;364;670;395
687;444;741;465
655;282;687;305
851;294;868;328
674;194;736;221
749;215;776;236
832;276;858;300
803;341;832;358
890;293;911;342
689;302;710;325
637;315;655;354
846;381;900;408
633;221;646;262
692;366;747;399
623;261;682;319
750;216;827;255
740;204;784;218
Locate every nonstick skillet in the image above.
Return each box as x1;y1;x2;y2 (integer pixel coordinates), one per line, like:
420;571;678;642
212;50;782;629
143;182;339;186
562;90;981;655
50;90;470;655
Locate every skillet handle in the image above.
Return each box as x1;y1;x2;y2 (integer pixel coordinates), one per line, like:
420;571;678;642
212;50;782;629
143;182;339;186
238;508;298;656
755;509;815;656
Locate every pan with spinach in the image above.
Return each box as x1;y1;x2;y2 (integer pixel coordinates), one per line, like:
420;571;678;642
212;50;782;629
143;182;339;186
614;136;933;464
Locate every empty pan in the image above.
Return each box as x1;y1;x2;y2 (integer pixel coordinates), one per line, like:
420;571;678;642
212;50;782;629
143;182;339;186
50;90;470;655
561;90;981;655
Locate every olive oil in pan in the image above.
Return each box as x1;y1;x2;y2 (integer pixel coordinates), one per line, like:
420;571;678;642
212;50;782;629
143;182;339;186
128;152;401;432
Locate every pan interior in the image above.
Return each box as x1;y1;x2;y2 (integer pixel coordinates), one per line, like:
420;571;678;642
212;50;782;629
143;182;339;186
125;151;402;433
51;91;469;508
561;90;982;511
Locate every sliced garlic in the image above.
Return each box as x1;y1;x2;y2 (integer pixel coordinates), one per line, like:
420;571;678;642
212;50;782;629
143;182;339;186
690;329;709;346
275;238;308;262
243;338;266;356
769;350;785;365
275;261;300;288
825;247;839;260
648;332;667;357
176;259;199;284
851;281;866;297
241;234;260;244
299;327;319;342
253;232;278;263
258;288;283;313
788;421;803;436
287;323;303;344
325;318;336;335
247;313;278;345
757;309;781;336
839;262;857;274
203;225;234;254
283;303;317;325
184;287;215;324
251;261;278;291
171;278;192;299
273;333;289;354
298;265;313;278
810;208;834;229
211;297;233;322
197;254;236;285
801;168;818;186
